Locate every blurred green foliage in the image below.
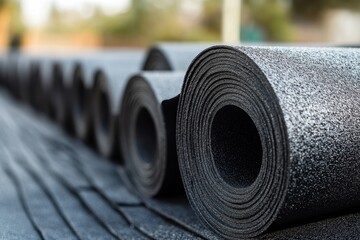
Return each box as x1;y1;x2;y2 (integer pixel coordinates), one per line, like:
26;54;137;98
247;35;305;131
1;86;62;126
46;0;222;46
94;0;221;45
292;0;360;19
243;0;293;41
21;0;360;46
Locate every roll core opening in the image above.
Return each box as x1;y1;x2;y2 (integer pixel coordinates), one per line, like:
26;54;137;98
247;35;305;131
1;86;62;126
211;105;262;188
135;107;157;164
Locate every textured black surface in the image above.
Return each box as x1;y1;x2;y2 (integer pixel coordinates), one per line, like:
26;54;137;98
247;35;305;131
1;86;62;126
2;47;360;239
50;52;102;130
0;160;41;240
119;72;184;197
2;52;20;97
0;54;4;84
70;51;144;143
0;91;201;238
51;57;78;129
92;52;144;158
177;45;360;238
142;43;211;71
1;89;360;239
17;55;40;103
36;58;56;114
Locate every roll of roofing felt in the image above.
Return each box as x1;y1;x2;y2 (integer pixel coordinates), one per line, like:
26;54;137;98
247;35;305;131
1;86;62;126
0;53;10;90
92;54;144;158
16;54;36;102
142;43;212;71
176;46;360;239
0;54;4;85
31;58;56;113
27;60;43;109
3;52;20;96
51;58;77;129
70;51;144;143
119;72;184;197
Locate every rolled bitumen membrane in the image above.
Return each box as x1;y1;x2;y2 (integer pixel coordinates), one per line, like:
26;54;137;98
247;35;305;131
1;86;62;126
0;54;4;83
119;72;184;197
92;52;144;158
176;45;360;239
70;50;144;143
1;52;21;97
32;57;57;114
0;53;10;90
142;43;212;71
7;52;52;109
3;53;14;93
3;86;360;239
51;57;78;130
15;54;35;102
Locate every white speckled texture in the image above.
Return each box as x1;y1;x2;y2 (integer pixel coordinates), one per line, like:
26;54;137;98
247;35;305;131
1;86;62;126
177;46;360;238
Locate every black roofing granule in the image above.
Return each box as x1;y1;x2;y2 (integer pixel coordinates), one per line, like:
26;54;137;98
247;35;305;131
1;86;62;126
119;72;184;197
176;46;360;239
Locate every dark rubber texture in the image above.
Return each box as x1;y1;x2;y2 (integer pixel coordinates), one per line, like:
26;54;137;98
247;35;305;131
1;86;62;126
1;46;360;239
119;72;184;197
70;51;144;144
176;45;360;238
91;52;144;158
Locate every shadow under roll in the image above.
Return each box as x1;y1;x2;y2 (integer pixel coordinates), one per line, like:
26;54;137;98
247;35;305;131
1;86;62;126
176;46;360;239
119;72;184;197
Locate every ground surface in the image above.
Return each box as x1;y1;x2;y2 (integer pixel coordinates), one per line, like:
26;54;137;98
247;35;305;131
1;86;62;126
1;92;360;240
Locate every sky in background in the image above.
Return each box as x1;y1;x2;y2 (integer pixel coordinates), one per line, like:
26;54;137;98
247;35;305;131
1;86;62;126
19;0;131;27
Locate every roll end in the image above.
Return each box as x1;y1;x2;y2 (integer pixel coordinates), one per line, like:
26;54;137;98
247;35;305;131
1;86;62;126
176;46;290;238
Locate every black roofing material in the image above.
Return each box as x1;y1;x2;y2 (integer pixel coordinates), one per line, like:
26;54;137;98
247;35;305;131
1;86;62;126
5;90;360;239
4;53;51;110
16;54;35;102
3;53;20;97
92;54;144;159
142;43;211;71
0;54;4;84
3;150;78;239
51;57;77;130
176;46;360;239
0;160;41;240
32;57;56;113
119;72;184;197
71;51;143;145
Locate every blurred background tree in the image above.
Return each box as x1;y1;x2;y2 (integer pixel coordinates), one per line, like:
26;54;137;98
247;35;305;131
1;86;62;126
242;0;292;42
0;0;23;49
292;0;360;20
2;0;360;50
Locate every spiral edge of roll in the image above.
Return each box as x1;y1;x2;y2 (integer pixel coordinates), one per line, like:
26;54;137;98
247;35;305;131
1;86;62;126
176;45;290;238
